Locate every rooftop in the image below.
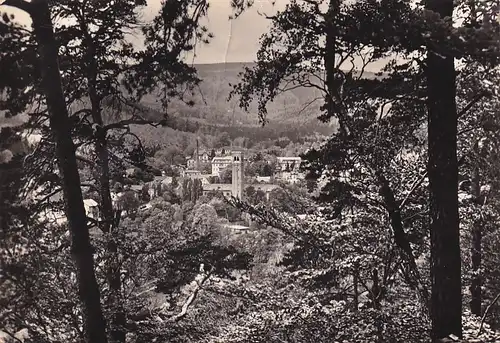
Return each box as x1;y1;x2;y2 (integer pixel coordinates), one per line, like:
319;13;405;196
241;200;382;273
83;199;98;207
203;183;232;191
212;156;232;162
277;156;302;161
202;183;279;192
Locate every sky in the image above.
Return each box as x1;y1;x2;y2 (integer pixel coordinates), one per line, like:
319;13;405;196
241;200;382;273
2;0;391;69
2;0;289;64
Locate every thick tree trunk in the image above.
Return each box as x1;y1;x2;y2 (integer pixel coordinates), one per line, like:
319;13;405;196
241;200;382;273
324;0;349;134
425;0;462;340
470;152;482;316
27;1;108;343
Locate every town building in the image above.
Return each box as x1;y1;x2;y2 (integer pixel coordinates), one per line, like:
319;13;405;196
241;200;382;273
211;156;232;176
255;176;272;183
276;156;302;172
187;158;196;170
83;199;99;219
201;149;279;200
276;156;304;184
214;147;231;157
197;150;211;163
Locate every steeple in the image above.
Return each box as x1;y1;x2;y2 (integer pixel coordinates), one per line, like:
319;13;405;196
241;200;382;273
231;149;244;200
195;137;200;171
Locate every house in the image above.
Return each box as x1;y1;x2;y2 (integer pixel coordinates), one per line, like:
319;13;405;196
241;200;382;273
83;198;99;219
211;156;232;176
187;158;196;170
275;171;304;184
201;183;279;201
276;157;302;172
256;176;272;183
249;184;279;201
202;183;233;197
275;157;304;183
218;223;251;234
198;150;211;163
215;147;231;157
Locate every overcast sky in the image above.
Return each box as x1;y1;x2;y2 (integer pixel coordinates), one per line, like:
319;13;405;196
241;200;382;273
3;0;288;64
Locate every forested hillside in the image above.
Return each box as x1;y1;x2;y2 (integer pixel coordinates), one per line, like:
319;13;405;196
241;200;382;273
140;62;337;127
131;62;338;151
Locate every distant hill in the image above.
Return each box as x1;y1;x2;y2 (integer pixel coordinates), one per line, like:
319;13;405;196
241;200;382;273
4;62;382;149
140;62;336;129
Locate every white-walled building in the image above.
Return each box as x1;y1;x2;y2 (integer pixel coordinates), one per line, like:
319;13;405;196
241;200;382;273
202;150;279;200
211;156;232;176
276;157;302;172
83;199;99;219
187;158;196;170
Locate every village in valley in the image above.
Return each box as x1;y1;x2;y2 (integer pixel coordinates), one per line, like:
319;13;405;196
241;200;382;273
108;140;305;230
37;135;308;231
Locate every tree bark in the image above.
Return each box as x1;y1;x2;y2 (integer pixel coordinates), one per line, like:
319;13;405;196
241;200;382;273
470;146;482;316
467;0;481;318
27;1;108;343
85;36;125;343
425;0;462;339
353;261;359;311
324;0;349;135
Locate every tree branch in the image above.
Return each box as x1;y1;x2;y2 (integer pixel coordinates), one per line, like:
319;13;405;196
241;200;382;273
478;291;500;335
457;91;489;120
168;265;212;322
103;117;164;131
399;171;428;209
76;154;94;165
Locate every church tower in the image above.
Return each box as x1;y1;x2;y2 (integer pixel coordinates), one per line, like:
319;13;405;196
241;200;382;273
231;149;244;200
195;137;200;170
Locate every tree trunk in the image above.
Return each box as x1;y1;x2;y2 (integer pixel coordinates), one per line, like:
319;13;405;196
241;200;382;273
371;269;384;343
324;0;349;134
85;38;126;343
353;261;359;311
470;148;482;316
28;1;108;343
467;0;481;319
376;171;429;310
96;130;125;343
425;0;462;339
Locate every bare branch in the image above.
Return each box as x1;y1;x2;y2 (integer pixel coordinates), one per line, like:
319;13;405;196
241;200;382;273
478;291;500;335
169;271;211;322
76;154;94;165
457;91;490;120
399;171;428;209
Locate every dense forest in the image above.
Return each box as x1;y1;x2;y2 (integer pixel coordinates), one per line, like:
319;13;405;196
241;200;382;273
2;0;500;343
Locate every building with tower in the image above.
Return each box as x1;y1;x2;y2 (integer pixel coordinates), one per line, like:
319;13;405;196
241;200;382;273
201;148;279;201
231;149;244;200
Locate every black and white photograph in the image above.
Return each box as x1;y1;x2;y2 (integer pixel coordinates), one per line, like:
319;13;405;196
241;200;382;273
1;0;500;342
